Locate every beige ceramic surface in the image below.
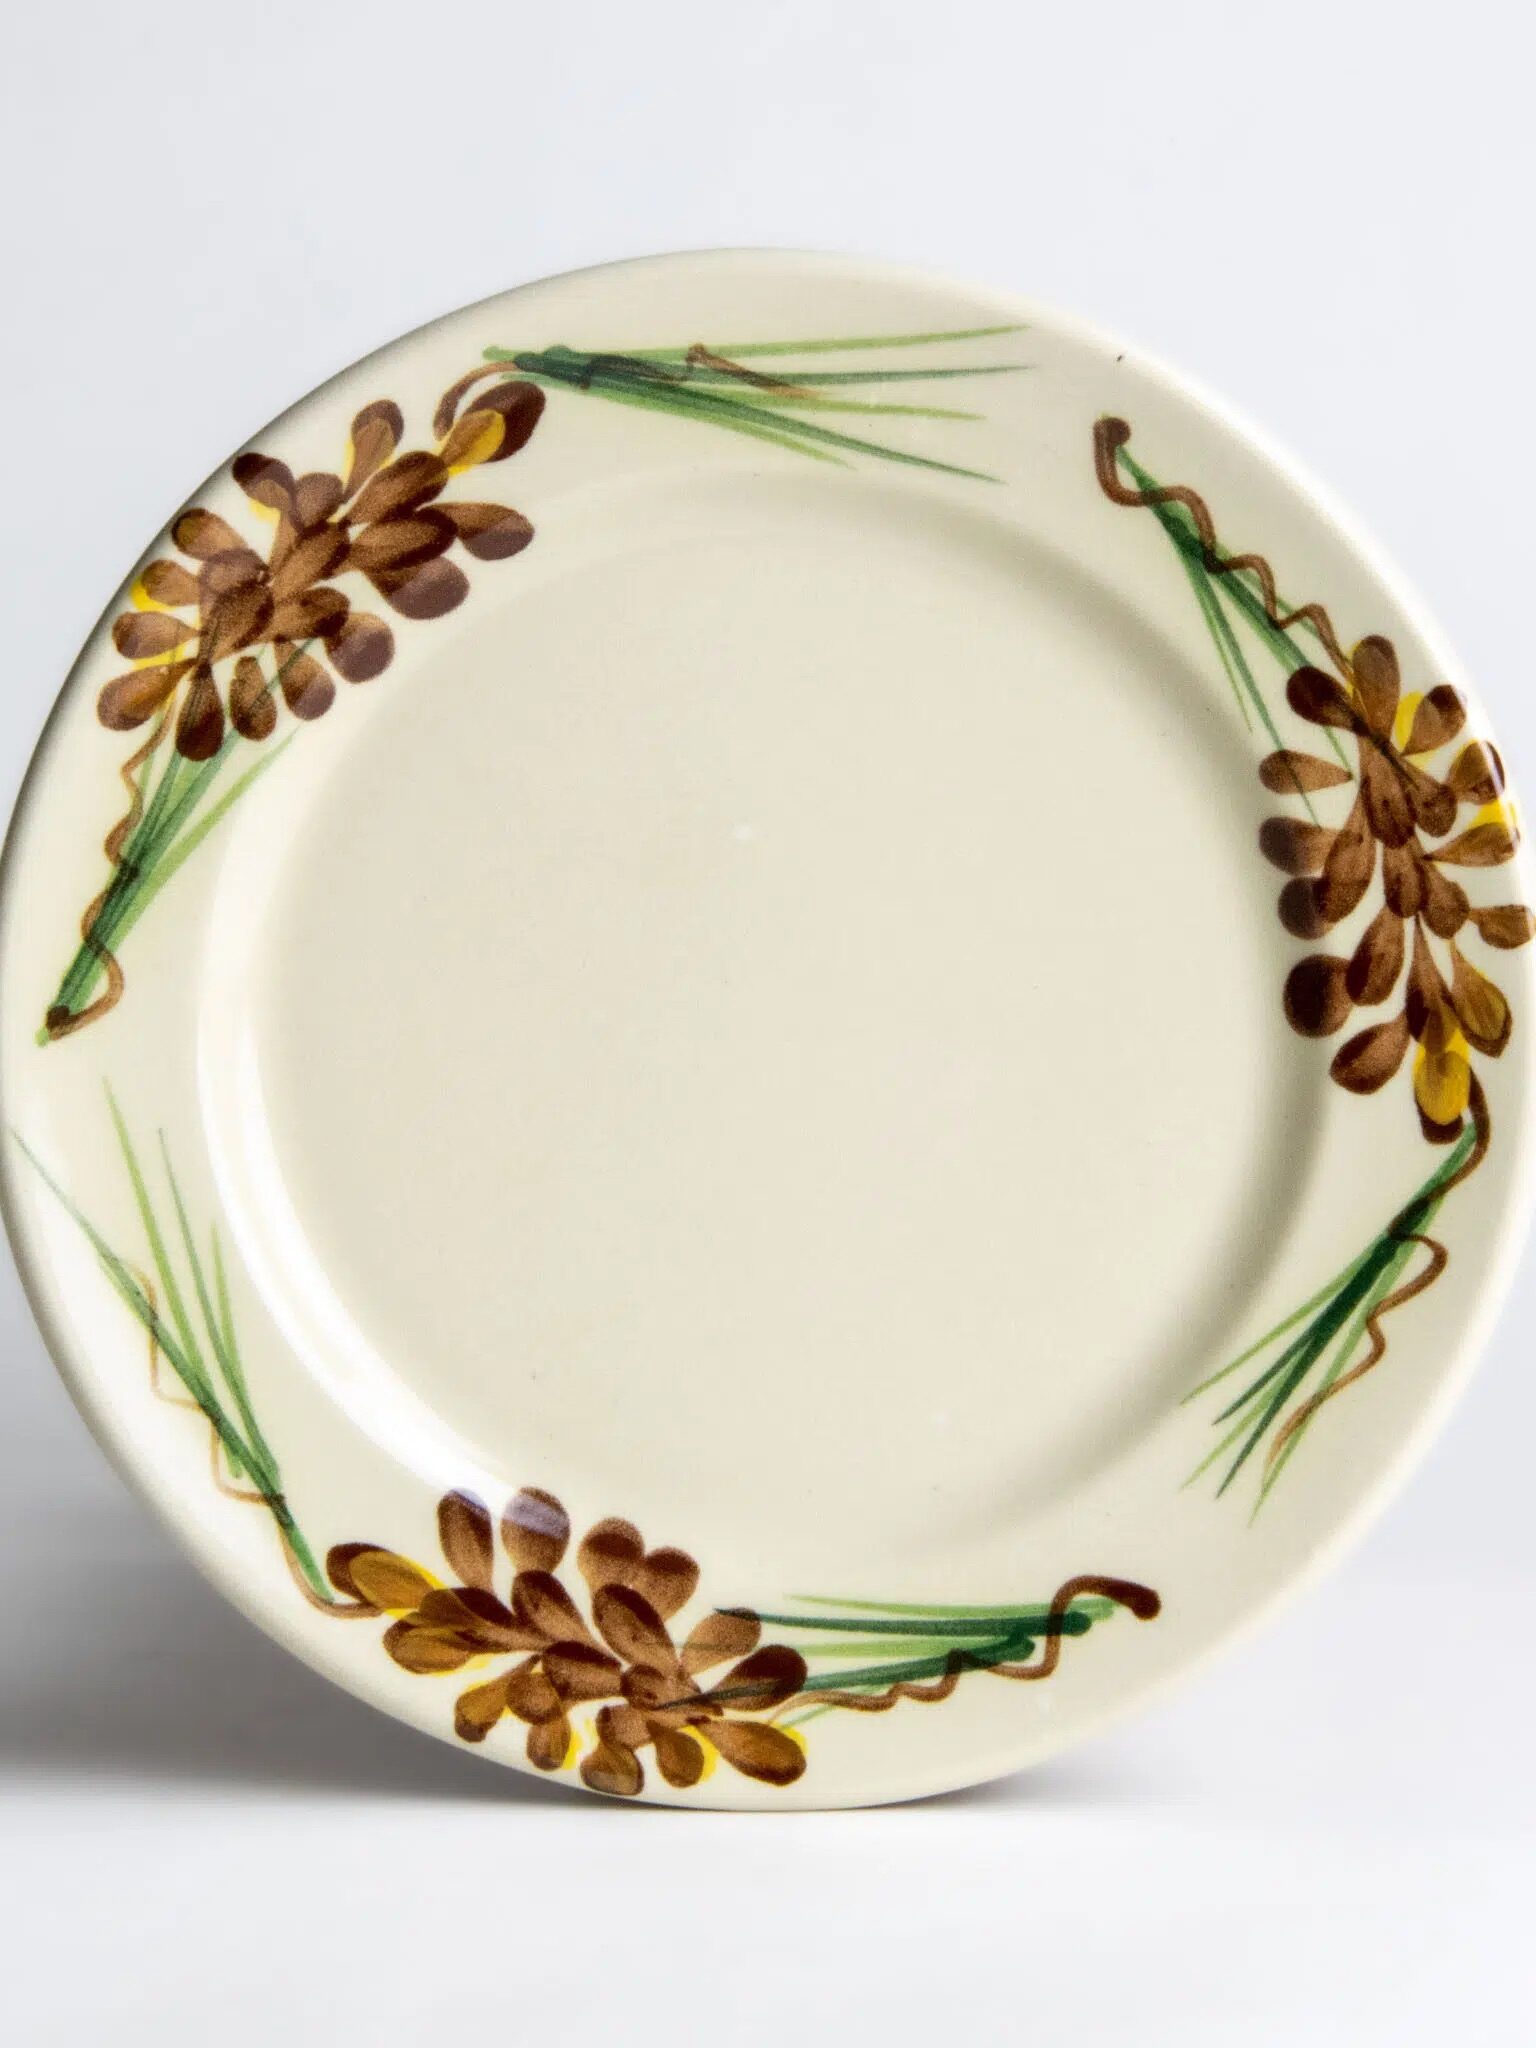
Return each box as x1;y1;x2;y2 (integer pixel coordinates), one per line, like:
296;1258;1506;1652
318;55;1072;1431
3;251;1532;1807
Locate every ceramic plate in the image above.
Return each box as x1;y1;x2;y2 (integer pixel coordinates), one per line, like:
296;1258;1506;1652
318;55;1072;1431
3;251;1532;1809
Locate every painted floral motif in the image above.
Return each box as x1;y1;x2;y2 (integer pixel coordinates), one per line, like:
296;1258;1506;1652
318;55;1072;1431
329;1488;807;1796
40;325;1024;1044
43;378;544;1040
99;384;541;761
1259;637;1529;1140
1094;417;1531;1504
328;1484;1161;1795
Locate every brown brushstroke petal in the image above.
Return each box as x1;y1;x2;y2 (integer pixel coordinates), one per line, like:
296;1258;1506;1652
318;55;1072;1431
172;507;245;559
1403;684;1466;757
98;659;192;730
1287;665;1357;730
197;547;267;602
345;510;455;577
577;1518;645;1592
632;1549;700;1621
350;450;448;524
1346;905;1405;1006
1448;943;1512;1056
382;1619;473;1673
1432;821;1519;867
1283;954;1352;1038
501;1487;571;1573
1259;817;1335;876
1257;749;1353;795
1446;741;1505;806
1277;878;1330;940
346;1549;437;1612
443;502;535;561
276;646;335;722
622;1663;698;1718
268;523;349;600
712;1645;808;1711
294;471;346;529
229;654;276;740
414;1585;535;1651
1359;741;1414;848
175;666;224;759
454;1674;511;1742
368;557;470;620
581;1735;644;1796
458;380;544;462
1330;1012;1411;1094
204;582;275;661
1381;842;1424;918
1420;997;1463;1054
704;1717;806;1787
1468;903;1536;949
1418;860;1469;940
653;1727;707;1788
434;1585;523;1632
593;1585;678;1673
325;610;394;683
1315;795;1375;923
1406;922;1452;1041
543;1640;624;1703
232;451;296;515
340;401;405;500
269;586;349;642
325;1541;383;1602
680;1609;760;1677
598;1703;648;1750
1350;635;1401;737
437;1490;495;1590
139;558;200;609
526;1715;574;1773
1399;759;1457;839
502;1664;563;1725
112;609;196;660
511;1568;594;1646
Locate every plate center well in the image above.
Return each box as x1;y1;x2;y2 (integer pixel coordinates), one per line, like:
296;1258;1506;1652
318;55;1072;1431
227;475;1301;1571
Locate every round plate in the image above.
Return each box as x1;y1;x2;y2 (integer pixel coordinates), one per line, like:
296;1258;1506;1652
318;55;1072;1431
4;251;1532;1810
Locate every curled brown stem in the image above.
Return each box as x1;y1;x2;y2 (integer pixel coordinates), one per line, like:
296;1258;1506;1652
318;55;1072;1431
1093;416;1351;675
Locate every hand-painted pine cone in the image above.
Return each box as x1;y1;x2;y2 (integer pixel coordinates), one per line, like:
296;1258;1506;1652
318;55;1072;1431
1258;635;1534;1142
97;378;542;759
326;1486;808;1799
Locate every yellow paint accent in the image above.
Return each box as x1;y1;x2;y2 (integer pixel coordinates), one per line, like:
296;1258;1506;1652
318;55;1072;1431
126;575;195;653
444;411;504;473
1474;797;1521;842
684;1727;719;1782
1393;691;1423;751
130;576;179;616
1414;1027;1472;1126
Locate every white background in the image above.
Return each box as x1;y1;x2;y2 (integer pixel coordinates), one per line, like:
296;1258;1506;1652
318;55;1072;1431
2;3;1532;2041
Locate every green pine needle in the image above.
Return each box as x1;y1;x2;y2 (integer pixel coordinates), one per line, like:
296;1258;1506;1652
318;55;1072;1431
479;329;1027;481
12;1099;331;1599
